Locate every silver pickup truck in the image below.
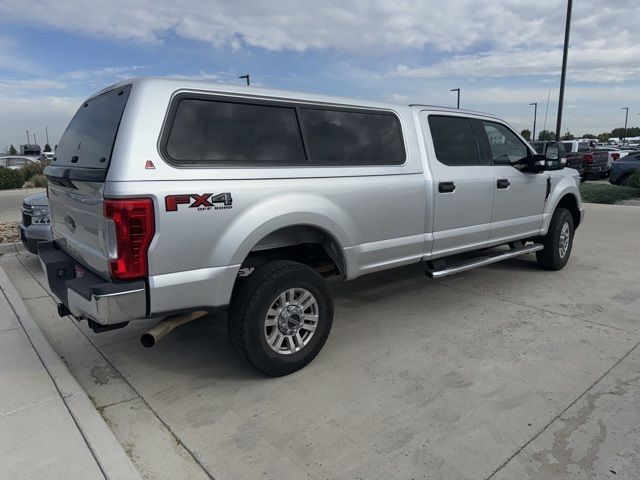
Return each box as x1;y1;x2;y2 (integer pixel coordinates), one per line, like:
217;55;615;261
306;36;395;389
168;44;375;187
40;78;584;376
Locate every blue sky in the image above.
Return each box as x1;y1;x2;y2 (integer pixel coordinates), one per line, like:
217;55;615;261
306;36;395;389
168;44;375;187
1;0;638;149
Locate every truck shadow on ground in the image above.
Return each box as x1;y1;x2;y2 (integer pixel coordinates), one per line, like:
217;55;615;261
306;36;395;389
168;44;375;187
101;254;542;383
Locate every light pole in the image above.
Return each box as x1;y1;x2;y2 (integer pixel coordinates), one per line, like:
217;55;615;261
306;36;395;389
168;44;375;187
450;88;460;109
46;126;50;146
529;102;538;141
621;107;629;144
555;0;573;141
26;130;30;144
239;74;250;86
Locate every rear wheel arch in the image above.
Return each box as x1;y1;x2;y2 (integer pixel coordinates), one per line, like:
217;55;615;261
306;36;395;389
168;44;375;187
239;224;348;279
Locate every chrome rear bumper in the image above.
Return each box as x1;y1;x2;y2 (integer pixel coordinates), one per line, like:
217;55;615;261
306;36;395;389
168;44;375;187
38;241;146;325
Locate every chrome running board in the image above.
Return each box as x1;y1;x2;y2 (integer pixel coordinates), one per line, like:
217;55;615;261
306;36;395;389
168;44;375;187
426;243;544;279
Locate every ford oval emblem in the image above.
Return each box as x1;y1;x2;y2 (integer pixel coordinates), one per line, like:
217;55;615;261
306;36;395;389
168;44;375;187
65;214;76;232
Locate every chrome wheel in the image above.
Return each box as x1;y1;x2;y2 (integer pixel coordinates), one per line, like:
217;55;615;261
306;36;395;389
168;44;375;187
559;222;570;258
264;288;319;355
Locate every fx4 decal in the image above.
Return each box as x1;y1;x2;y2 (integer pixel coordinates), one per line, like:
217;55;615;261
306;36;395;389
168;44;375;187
165;193;233;212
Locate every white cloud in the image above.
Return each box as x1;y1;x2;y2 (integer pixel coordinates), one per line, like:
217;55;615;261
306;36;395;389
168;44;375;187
394;46;640;82
62;65;146;81
0;0;639;146
0;0;636;55
0;79;67;91
1;0;638;83
0;96;81;150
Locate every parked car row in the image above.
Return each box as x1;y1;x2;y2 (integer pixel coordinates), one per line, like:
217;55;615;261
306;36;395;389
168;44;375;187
531;140;640;183
19;192;53;254
0;155;41;169
0;152;53;169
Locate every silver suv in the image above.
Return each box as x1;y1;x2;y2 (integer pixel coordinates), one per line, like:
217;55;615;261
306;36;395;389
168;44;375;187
40;78;584;376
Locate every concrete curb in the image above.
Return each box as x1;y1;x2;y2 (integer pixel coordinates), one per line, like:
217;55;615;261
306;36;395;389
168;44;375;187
0;266;142;480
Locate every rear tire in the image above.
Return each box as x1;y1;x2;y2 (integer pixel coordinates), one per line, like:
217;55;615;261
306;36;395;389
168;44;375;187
536;208;574;271
228;261;333;376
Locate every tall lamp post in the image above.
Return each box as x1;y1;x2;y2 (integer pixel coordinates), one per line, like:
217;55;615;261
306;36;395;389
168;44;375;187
621;107;629;144
529;102;538;141
450;88;460;109
239;74;250;86
555;0;573;141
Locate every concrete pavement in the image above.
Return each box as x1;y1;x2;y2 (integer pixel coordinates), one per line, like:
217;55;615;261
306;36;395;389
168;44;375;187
1;202;639;479
0;266;141;480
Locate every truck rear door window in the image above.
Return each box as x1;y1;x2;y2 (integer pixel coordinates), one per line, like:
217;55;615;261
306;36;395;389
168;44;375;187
54;85;131;170
299;108;404;165
165;99;307;165
428;116;484;166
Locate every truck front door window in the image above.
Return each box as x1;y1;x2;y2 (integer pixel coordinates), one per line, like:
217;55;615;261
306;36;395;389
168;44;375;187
483;122;528;165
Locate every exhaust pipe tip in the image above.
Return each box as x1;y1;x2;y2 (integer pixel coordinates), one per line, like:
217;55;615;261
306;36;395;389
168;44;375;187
140;333;156;348
140;311;207;348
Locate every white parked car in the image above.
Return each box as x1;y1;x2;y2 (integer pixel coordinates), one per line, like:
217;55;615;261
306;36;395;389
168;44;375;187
0;156;40;170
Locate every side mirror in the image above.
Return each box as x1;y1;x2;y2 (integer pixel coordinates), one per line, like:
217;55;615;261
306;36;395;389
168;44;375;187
543;141;566;171
545;143;559;160
524;141;566;172
526;154;547;173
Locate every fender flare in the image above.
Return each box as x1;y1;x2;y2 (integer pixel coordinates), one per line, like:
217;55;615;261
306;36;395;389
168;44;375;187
210;193;360;276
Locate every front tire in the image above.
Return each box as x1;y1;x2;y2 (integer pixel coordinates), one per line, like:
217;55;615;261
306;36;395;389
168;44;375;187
228;261;334;376
536;208;574;271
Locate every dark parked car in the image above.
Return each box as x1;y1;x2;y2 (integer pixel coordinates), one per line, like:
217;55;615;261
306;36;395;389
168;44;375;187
19;192;53;254
609;152;640;186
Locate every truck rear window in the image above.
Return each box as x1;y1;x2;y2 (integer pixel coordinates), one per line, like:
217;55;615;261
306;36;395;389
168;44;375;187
165;99;306;165
53;85;131;170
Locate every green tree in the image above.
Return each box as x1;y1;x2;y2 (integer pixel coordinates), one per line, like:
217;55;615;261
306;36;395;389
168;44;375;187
611;127;640;139
44;144;52;152
9;144;17;154
597;133;610;143
561;131;575;141
520;129;531;141
538;130;555;141
581;133;596;139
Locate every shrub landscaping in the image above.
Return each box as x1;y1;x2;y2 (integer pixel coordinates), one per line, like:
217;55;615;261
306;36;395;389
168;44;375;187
580;181;640;204
0;161;49;190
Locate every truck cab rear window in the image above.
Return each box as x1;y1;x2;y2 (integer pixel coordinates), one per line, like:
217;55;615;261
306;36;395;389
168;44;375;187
164;99;306;165
54;85;131;169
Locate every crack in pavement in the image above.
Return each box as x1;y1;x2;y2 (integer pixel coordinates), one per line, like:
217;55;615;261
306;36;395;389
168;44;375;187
483;340;640;480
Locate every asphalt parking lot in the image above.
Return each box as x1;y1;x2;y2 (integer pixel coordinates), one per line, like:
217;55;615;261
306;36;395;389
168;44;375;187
1;202;639;480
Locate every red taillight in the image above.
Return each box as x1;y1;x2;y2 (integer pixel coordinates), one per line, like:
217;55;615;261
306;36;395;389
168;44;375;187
612;153;620;161
104;198;154;280
583;154;594;164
